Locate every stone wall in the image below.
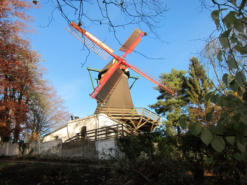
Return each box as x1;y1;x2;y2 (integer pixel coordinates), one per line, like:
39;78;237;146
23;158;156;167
39;139;63;157
96;139;116;159
62;140;97;159
0;138;118;160
0;143;19;156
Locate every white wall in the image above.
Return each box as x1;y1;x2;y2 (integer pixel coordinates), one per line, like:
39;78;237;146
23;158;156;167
43;114;119;142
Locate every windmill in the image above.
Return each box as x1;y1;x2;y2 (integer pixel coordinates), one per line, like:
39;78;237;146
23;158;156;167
67;22;174;132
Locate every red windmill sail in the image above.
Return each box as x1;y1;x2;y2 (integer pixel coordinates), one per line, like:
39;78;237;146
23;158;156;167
67;22;174;102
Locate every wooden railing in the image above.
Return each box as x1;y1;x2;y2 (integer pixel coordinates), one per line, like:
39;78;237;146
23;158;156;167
64;123;131;143
98;107;162;123
135;107;161;122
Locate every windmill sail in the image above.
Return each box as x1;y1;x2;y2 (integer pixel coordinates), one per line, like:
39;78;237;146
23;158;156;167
90;60;122;100
67;22;114;60
67;22;174;98
119;28;144;54
95;68;123;102
122;61;175;95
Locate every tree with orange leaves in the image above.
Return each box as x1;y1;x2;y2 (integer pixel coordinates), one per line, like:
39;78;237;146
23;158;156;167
0;0;69;142
0;0;34;142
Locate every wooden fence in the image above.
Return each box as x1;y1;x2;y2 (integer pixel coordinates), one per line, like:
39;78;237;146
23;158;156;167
64;123;130;143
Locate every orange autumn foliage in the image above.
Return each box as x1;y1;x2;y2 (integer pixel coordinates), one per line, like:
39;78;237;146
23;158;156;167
0;0;35;142
0;0;70;142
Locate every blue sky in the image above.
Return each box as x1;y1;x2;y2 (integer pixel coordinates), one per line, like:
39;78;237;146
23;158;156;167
28;0;215;118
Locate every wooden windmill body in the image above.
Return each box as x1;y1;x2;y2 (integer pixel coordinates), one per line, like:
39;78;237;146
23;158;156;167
95;59;134;112
67;23;174;133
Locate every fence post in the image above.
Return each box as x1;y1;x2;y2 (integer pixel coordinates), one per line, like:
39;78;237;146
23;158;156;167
105;127;108;138
95;129;97;141
122;124;124;136
38;141;40;155
6;143;9;156
116;125;119;138
82;139;84;159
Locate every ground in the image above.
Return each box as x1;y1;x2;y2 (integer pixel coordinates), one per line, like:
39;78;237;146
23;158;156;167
0;157;228;185
0;158;111;185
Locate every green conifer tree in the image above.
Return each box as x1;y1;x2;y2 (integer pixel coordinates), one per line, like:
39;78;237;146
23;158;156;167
150;69;187;135
184;57;215;125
